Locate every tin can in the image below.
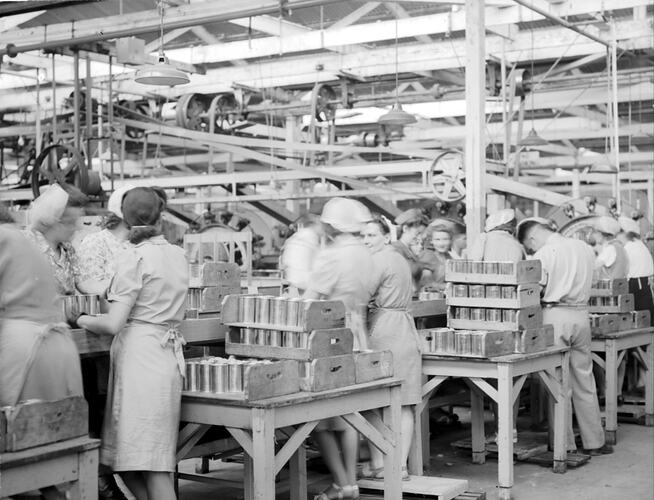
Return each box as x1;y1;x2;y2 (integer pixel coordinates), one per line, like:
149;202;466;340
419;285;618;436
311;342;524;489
456;331;471;355
503;309;517;322
255;328;268;345
456;307;470;320
499;262;514;275
271;297;287;326
487;309;502;322
286;298;301;328
242;327;255;344
485;285;501;299
471;261;484;274
210;359;228;393
228;360;243;392
269;330;281;347
483;262;499;274
298;332;310;349
256;296;271;324
501;286;517;299
185;361;199;391
187;289;201;310
240;295;256;323
200;360;212;392
469;285;485;298
443;329;455;354
453;284;469;298
470;308;485;321
283;331;298;348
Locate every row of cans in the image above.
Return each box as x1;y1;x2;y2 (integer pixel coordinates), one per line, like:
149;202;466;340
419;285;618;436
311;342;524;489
448;260;515;275
238;328;311;348
590;296;623;307
418;290;445;301
452;306;517;322
450;284;517;299
237;295;311;327
184;357;272;393
423;328;506;356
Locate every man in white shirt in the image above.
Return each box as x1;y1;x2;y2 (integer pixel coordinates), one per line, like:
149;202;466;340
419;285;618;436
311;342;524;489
518;217;611;455
591;216;629;281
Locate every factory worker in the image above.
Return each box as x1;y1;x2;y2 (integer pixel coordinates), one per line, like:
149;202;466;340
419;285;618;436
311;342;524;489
591;216;629;281
618;216;654;326
362;217;422;480
23;183;102;295
78;187;188;500
450;222;468;260
392;208;430;293
518;218;611;455
468;208;524;262
279;213;324;296
78;184;136;292
0;203;83;500
419;224;454;292
304;197;374;500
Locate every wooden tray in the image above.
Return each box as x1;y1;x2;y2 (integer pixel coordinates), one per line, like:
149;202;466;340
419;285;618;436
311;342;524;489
0;397;88;452
631;310;651;329
617;313;634;331
225;327;353;360
189;262;240;288
445;260;541;285
454;330;515;358
446;284;540;309
513;325;554;354
221;295;346;332
182;359;300;401
354;351;393;384
589;314;620;335
448;306;542;332
591;278;629;297
300;354;355;392
188;285;240;313
419;328;454;353
589;294;634;313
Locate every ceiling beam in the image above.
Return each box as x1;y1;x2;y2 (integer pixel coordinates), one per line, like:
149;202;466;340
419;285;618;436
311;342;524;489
330;2;381;30
0;11;45;32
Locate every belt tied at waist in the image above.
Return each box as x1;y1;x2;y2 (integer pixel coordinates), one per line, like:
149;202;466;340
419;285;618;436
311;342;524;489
160;324;187;378
369;306;409;313
542;302;588;309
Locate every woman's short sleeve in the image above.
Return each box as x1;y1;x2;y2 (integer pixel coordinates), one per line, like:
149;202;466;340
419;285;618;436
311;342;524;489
107;248;142;307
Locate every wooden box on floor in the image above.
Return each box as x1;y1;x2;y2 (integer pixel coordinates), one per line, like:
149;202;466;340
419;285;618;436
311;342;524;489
300;354;356;392
0;397;88;452
354;350;393;384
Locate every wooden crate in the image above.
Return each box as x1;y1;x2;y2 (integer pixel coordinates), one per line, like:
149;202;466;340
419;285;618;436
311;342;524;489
445;260;541;285
183;359;300;401
188;285;240;313
221;295;346;332
454;330;515;358
0;397;88;452
448;306;542;332
354;350;393;384
300;354;356;392
589;294;634;313
591;278;629;297
589;314;620;335
632;310;651;329
446;284;540;309
189;262;241;288
225;327;353;360
617;313;634;331
513;325;555;354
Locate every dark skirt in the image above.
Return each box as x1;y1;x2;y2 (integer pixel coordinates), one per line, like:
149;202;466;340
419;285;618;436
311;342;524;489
629;277;654;326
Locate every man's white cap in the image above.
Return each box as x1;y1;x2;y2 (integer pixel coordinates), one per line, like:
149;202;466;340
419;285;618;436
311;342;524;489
593;216;621;236
107;184;135;219
485;208;515;232
321;197;372;233
30;183;69;227
618;215;640;235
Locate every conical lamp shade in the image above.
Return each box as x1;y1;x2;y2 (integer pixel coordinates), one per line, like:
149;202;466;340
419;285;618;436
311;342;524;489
134;55;190;86
519;128;548;147
378;102;416;126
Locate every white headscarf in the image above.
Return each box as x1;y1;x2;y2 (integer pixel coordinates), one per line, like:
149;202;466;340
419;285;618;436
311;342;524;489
29;184;69;228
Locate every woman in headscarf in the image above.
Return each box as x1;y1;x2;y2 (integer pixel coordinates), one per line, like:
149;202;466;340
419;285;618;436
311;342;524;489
0;203;83;500
304;197;374;500
392;208;429;294
361;217;422;480
23;183;101;294
78;187;188;500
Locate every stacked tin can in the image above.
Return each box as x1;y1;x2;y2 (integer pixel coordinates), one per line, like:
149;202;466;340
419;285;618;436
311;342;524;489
184;356;272;394
589;278;638;333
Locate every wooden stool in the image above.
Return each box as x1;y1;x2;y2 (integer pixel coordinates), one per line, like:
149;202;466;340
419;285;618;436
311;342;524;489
0;436;100;499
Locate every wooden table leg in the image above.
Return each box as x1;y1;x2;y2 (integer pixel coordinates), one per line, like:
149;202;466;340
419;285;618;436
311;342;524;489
290;444;307;500
497;364;513;500
408;403;423;475
68;447;99;500
469;385;486;465
645;341;654;426
382;384;403;500
604;339;618;445
252;408;275;500
244;454;254;500
553;352;569;474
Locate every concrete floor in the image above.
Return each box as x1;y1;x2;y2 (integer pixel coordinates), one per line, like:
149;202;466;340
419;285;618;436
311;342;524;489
174;421;654;500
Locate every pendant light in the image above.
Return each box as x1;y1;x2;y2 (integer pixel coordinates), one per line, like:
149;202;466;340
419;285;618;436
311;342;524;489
378;19;416;126
134;1;190;86
519;25;546;147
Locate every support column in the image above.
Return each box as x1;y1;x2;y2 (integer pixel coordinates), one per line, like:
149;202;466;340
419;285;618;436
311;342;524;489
465;0;487;240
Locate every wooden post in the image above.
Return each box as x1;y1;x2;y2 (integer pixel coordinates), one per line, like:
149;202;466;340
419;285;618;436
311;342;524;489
497;363;513;500
465;0;486;241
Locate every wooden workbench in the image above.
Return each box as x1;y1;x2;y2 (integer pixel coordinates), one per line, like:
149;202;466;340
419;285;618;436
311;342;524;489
0;436;100;499
591;326;654;444
178;379;403;500
414;347;570;500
